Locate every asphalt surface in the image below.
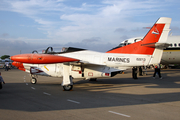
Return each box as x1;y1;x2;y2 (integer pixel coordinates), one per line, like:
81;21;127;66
0;68;180;120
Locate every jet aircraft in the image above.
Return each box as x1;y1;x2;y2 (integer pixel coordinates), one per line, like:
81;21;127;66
11;17;171;91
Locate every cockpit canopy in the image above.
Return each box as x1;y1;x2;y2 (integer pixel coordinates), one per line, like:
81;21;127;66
118;37;143;47
32;47;86;54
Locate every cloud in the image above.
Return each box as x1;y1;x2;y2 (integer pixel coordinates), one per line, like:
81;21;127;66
82;37;101;43
0;0;164;35
52;41;116;52
53;0;168;44
170;26;180;35
1;33;9;37
114;28;126;33
170;26;180;31
119;35;129;41
0;0;179;52
0;39;48;56
0;38;117;56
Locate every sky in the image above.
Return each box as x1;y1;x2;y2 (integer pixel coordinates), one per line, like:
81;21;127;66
0;0;180;56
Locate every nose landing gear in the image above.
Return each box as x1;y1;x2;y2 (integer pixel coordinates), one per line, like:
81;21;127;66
30;75;38;84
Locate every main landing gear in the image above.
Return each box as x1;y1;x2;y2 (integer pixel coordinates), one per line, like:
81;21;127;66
63;85;73;91
62;64;73;91
132;67;138;79
29;64;74;91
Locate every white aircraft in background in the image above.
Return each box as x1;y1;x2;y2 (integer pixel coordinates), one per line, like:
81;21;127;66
118;35;180;65
11;17;171;91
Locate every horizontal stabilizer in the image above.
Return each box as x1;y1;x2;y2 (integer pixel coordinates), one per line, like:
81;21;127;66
141;43;170;49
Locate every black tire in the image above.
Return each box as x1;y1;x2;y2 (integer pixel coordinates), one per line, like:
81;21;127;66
31;77;37;84
63;85;73;91
89;78;97;81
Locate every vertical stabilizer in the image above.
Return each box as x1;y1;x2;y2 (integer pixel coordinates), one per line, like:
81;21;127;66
148;17;171;65
107;17;171;57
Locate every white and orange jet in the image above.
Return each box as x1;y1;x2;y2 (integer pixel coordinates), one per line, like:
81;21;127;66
11;17;171;91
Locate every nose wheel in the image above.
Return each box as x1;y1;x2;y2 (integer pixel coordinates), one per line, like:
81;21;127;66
31;77;37;84
30;74;38;84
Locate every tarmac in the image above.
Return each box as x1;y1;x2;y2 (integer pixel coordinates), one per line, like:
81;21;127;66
0;68;180;120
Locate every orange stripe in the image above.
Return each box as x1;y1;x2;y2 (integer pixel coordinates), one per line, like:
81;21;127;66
11;54;79;64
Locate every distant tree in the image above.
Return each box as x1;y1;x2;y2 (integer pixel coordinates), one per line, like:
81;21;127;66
1;55;10;60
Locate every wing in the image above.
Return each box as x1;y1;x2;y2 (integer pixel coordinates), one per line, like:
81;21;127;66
11;53;79;64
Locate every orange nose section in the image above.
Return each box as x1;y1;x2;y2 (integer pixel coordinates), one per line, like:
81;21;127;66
11;54;33;63
11;54;79;64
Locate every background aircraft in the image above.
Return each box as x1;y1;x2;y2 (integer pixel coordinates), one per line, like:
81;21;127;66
11;17;171;91
118;35;180;66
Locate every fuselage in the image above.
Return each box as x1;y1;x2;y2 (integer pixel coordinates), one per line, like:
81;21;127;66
13;49;153;79
161;36;180;64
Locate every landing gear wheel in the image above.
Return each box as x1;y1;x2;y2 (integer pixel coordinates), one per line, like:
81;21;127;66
63;85;73;91
89;78;97;81
31;77;37;84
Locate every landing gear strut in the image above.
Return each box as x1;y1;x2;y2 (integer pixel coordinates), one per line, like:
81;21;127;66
62;64;73;91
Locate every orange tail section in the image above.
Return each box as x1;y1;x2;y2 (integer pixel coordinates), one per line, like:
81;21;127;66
107;17;171;55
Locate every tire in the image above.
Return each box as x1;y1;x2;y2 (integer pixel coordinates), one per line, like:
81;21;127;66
31;77;37;84
89;78;97;81
63;85;73;91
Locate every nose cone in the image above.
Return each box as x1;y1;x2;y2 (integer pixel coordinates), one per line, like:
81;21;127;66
11;54;33;63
